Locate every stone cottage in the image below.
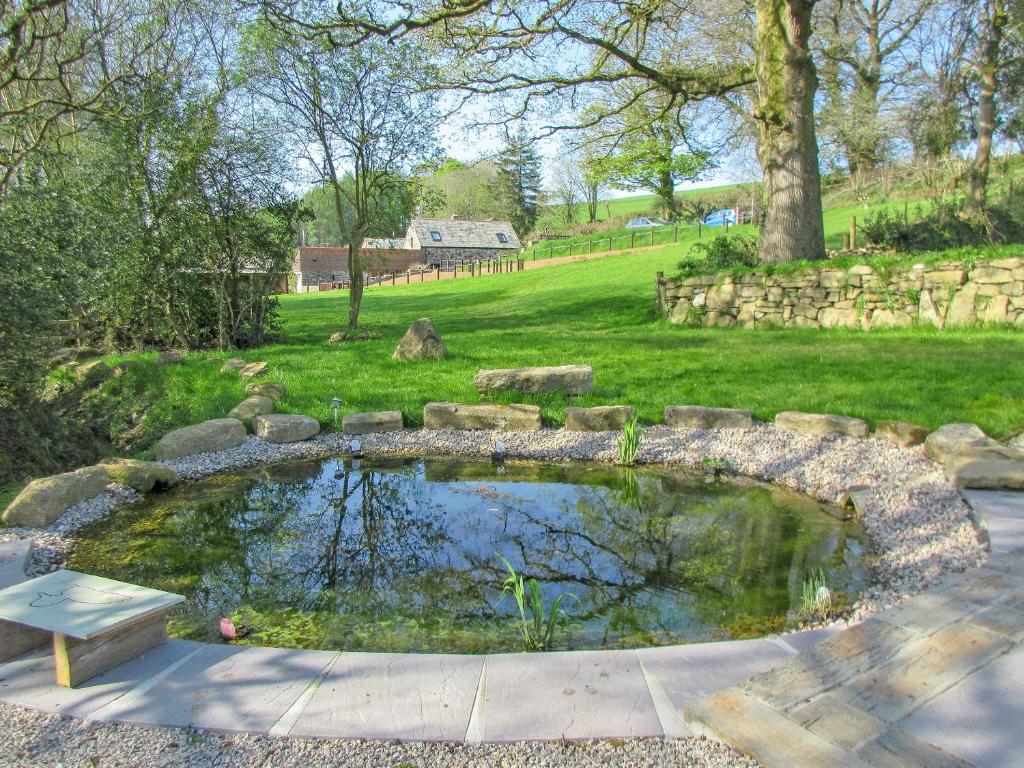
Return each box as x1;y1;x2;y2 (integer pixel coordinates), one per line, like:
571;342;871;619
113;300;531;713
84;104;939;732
292;218;522;292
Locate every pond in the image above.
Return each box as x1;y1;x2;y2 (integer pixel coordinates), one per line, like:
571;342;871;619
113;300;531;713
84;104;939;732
69;457;870;653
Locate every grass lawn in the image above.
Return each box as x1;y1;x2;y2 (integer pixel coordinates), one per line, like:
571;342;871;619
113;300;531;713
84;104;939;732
118;237;1024;458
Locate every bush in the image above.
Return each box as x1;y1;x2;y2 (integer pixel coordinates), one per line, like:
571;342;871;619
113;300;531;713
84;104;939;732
678;233;760;275
861;200;1024;252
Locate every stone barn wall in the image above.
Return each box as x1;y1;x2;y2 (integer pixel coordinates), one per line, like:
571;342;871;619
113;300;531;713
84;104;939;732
656;256;1024;329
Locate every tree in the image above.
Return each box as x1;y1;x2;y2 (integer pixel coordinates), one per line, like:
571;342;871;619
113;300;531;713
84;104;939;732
965;0;1011;210
270;0;829;262
493;131;543;237
243;24;440;327
419;157;505;221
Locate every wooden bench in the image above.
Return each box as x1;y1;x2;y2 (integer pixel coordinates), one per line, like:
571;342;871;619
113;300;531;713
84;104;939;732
0;570;183;687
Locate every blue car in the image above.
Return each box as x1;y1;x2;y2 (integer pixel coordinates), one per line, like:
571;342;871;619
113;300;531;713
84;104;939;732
702;209;737;227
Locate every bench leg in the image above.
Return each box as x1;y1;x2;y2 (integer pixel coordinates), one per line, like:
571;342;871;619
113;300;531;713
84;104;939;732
0;620;50;662
53;613;168;688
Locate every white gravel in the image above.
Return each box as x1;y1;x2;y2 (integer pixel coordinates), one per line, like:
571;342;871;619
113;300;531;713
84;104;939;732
0;702;758;767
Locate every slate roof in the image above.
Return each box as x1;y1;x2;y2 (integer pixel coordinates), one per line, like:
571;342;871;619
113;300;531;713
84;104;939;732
409;219;521;250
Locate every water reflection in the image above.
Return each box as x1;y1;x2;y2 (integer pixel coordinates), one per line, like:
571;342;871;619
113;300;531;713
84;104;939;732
70;457;868;653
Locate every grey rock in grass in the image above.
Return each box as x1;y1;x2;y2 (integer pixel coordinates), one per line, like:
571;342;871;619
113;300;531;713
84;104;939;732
873;421;930;448
246;381;286;401
2;466;109;528
393;318;448;361
156;350;185;366
564;406;635;432
774;411;869;439
100;458;179;493
239;361;268;380
343;410;404;435
252;414;320;443
423;402;542;431
155;418;247;460
924;423;995;464
229;396;275;426
74;360;113;387
665;405;754;430
945;445;1024;489
220;357;246;373
474;365;593;395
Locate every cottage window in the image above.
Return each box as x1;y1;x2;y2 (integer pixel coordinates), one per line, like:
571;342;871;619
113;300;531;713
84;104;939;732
497;232;508;243
430;230;442;242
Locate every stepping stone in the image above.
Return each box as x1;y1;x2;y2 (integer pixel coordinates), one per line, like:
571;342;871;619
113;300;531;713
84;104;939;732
239;361;268;380
245;381;285;401
664;405;754;430
228;396;275;426
423;403;542;431
946;445;1024;489
288;652;482;741
342;410;404;435
925;422;995;464
155;418;247;461
474;365;593;396
252;414;320;443
564;405;635;432
479;650;661;741
873;420;930;448
775;411;869;439
2;465;110;528
220;358;246;373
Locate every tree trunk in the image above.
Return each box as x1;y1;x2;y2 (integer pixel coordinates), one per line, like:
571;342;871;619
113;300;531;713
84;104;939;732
347;239;364;328
965;0;1006;212
657;169;679;219
754;0;826;263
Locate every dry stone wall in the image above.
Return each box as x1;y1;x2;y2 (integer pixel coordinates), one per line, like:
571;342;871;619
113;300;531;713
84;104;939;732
656;256;1024;329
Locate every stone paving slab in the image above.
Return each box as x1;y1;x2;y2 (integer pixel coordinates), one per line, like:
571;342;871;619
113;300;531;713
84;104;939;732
287;652;483;741
479;650;661;742
637;637;796;715
0;540;31;590
92;644;337;733
901;644;1024;768
0;639;202;718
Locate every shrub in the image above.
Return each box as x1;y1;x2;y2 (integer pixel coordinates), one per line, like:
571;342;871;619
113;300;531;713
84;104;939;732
861;200;1024;253
678;233;760;276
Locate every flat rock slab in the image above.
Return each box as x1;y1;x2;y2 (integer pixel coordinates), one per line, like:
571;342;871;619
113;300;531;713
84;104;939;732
288;652;482;741
220;358;246;373
902;644;1024;768
2;465;109;528
0;540;31;589
343;410;404;435
873;420;930;448
638;638;796;715
424;403;542;431
564;405;635;432
93;645;337;733
252;414;320;443
479;650;661;741
474;365;593;396
775;411;869;438
155;418;247;461
664;405;754;430
228;396;275;425
925;422;995;464
245;381;285;401
946;445;1024;489
239;361;268;380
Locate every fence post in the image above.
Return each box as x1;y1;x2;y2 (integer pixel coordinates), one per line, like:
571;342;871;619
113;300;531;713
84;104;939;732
673;225;678;243
850;216;857;249
568;243;572;257
421;269;424;282
588;239;593;254
630;232;635;249
609;237;612;251
656;271;666;315
392;272;396;285
843;233;851;250
698;221;702;239
650;229;655;246
406;270;410;284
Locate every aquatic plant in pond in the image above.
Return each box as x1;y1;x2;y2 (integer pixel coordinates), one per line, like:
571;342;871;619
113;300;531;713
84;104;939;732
617;418;643;465
69;457;869;653
498;555;576;651
800;569;834;622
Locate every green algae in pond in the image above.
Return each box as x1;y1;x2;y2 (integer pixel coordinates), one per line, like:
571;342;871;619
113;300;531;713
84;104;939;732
69;457;869;653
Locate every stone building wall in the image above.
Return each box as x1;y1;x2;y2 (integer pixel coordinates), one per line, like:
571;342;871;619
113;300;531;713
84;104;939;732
656;256;1024;329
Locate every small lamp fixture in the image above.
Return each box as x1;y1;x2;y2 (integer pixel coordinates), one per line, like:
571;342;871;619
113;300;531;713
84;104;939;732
492;439;506;463
331;397;341;424
350;438;363;458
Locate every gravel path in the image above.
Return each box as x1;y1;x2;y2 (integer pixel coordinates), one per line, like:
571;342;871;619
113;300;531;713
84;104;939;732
0;702;758;768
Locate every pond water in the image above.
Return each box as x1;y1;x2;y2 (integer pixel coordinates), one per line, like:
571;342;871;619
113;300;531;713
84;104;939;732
70;457;870;653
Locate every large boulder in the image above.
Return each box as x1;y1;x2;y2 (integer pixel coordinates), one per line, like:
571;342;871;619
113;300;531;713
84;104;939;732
252;414;320;443
664;405;754;430
101;458;179;493
228;396;275;426
564;406;635;432
245;381;286;401
3;466;110;528
342;411;404;435
945;445;1024;489
424;402;542;431
393;318;448;361
474;365;594;396
873;420;930;448
774;411;869;439
924;423;995;464
155;418;247;460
